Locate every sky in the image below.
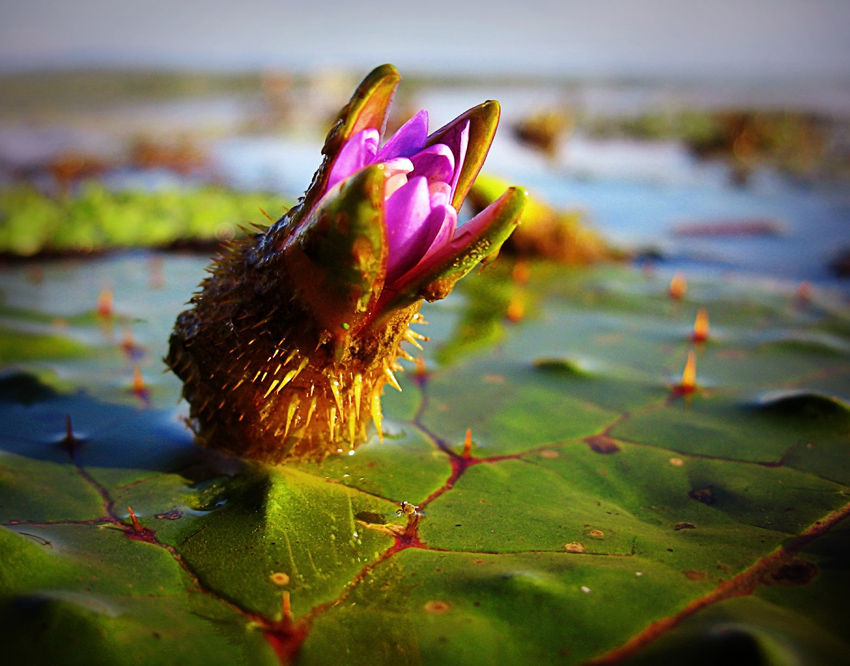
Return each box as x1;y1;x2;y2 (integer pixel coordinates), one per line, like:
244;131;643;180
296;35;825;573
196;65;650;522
2;0;850;79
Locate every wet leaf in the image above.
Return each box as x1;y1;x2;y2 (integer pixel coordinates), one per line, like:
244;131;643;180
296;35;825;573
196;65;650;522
0;255;848;664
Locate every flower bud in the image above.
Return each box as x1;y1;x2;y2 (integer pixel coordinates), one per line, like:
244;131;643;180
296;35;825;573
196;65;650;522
167;64;526;462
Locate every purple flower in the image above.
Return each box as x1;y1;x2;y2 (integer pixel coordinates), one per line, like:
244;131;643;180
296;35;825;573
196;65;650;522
166;64;526;462
271;64;526;333
326;109;469;284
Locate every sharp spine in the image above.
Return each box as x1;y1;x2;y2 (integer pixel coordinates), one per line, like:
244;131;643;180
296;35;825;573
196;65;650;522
383;365;402;392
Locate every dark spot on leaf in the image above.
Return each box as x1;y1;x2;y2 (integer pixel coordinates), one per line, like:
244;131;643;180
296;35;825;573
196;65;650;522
684;569;708;581
584;435;621;454
154;510;183;520
354;511;385;524
673;522;696;531
689;486;716;506
761;560;818;586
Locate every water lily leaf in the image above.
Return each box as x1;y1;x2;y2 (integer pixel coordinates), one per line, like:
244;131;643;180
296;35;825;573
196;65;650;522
0;324;90;361
625;596;850;666
0;254;848;664
176;464;397;619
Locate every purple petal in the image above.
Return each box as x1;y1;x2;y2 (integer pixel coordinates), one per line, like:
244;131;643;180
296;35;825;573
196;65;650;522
389;204;452;284
431;119;469;196
375;109;429;162
423;204;458;258
428;182;451;208
382;157;414;174
327;128;379;190
446;196;502;249
381;157;415;197
385;176;436;282
409;143;455;186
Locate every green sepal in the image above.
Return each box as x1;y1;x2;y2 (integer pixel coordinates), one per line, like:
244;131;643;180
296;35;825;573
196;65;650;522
375;186;527;316
284;165;387;338
325;64;400;154
294;65;401;222
426;100;501;211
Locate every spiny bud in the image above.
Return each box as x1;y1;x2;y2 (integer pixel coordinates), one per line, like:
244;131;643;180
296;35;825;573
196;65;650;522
167;65;526;462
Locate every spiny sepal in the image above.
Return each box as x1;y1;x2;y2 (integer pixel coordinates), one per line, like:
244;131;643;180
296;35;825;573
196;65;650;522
281;165;387;344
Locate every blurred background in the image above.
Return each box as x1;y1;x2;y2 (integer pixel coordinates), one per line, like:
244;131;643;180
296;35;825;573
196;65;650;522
1;0;849;285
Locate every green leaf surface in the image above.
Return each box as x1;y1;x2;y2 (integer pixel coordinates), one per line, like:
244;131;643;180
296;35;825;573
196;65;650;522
1;253;849;664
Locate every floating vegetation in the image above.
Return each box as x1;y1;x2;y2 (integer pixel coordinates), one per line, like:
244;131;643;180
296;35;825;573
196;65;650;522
0;184;290;256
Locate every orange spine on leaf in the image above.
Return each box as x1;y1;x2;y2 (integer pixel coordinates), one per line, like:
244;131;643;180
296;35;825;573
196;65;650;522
691;308;709;342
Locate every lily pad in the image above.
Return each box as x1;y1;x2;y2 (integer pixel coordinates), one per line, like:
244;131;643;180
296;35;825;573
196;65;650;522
0;254;848;664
